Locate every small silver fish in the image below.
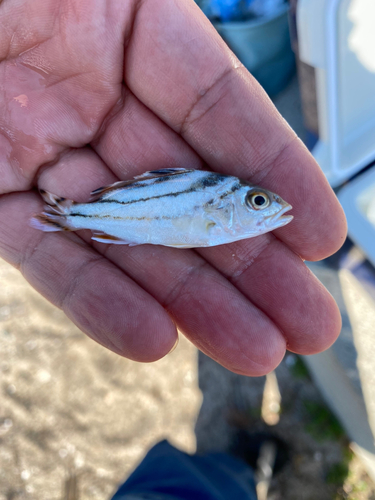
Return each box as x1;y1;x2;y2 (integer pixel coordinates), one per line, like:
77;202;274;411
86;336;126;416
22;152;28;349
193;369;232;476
30;168;293;248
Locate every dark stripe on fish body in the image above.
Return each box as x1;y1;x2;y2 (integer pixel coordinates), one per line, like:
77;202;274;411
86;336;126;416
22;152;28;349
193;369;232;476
219;181;242;199
154;175;172;183
230;182;242;192
96;173;228;207
199;174;227;188
69;213;184;221
92;169;192;197
69;213;125;219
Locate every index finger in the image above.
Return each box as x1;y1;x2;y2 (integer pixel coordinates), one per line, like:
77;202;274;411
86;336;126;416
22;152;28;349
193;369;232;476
125;0;347;260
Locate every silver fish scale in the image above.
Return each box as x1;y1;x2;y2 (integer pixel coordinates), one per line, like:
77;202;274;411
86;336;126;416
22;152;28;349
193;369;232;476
67;171;238;246
32;168;293;248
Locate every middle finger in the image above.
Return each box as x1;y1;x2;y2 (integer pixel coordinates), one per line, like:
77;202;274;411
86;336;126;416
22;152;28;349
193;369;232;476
92;88;341;356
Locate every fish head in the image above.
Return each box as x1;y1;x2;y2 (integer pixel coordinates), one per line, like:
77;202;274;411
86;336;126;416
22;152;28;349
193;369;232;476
234;184;293;235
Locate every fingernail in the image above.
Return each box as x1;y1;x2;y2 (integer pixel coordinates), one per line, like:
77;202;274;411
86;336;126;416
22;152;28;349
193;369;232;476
168;335;179;354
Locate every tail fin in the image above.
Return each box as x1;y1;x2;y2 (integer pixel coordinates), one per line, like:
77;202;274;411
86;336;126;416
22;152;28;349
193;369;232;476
30;213;72;232
30;190;74;233
39;189;73;214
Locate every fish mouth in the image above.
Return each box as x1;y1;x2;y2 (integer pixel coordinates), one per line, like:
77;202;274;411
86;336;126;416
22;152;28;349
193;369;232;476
270;204;293;228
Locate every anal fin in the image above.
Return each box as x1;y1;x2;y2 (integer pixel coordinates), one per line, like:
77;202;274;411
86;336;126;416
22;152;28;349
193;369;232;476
91;231;138;246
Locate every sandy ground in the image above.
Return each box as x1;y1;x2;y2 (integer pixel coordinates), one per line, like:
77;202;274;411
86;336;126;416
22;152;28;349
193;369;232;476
1;254;375;500
0;259;200;499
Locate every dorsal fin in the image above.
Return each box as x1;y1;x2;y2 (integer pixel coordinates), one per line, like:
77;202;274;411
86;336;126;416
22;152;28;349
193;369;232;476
90;180;133;197
89;168;194;201
134;168;192;179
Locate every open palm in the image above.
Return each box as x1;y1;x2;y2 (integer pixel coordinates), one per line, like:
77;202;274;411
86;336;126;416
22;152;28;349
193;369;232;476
0;0;346;376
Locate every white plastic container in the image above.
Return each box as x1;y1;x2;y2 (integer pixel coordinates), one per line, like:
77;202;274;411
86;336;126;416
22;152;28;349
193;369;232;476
296;0;375;188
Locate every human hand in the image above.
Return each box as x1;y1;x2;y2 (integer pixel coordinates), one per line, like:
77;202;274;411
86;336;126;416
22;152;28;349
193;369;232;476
0;0;346;376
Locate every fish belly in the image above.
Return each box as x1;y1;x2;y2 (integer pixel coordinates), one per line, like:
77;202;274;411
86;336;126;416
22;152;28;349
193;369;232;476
66;197;220;247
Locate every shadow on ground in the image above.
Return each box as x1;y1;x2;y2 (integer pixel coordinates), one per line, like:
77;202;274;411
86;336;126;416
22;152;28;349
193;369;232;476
195;350;375;500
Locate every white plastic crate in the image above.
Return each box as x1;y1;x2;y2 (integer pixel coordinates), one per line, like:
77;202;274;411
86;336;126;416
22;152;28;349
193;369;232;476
297;0;375;187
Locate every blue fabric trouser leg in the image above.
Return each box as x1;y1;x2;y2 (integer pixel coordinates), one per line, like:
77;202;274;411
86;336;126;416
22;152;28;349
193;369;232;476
111;440;257;500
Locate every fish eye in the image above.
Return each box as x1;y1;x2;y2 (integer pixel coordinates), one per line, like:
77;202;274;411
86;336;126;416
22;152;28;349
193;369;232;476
246;191;270;210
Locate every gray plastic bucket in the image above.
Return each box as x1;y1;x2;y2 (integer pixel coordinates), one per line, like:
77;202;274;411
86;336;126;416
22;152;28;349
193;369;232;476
214;6;295;96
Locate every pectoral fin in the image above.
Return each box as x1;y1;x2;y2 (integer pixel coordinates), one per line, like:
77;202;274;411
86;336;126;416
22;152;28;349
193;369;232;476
204;199;235;232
